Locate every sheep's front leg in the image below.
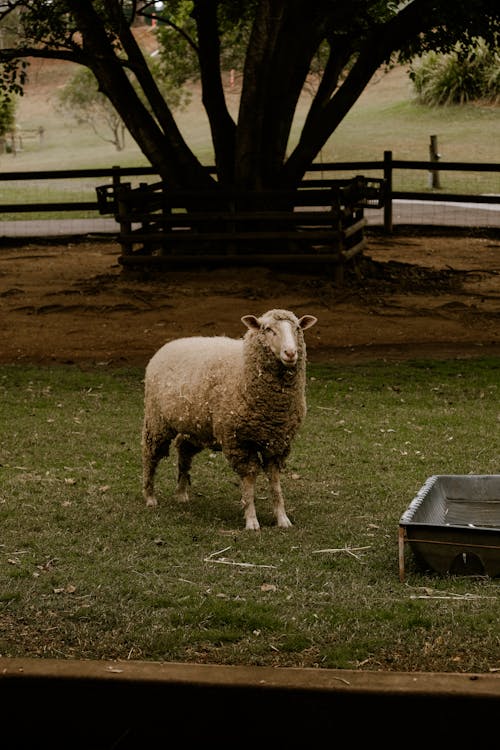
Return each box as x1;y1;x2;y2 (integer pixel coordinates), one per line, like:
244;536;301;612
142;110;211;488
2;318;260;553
240;474;260;531
266;462;293;528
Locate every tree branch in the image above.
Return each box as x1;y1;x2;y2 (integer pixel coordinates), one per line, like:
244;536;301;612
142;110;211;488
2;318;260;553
0;46;87;66
65;0;213;187
281;0;448;183
192;0;236;183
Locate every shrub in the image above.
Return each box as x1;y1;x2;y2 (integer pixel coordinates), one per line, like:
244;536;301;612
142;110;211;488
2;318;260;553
410;40;500;106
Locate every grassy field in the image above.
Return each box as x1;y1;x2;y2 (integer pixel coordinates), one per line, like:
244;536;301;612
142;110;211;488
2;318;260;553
5;62;500;198
1;359;499;672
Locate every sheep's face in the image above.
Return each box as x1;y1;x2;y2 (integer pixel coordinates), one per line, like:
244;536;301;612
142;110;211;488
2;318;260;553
242;309;317;368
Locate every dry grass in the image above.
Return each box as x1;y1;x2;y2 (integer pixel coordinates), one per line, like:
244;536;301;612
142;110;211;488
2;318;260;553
10;59;500;193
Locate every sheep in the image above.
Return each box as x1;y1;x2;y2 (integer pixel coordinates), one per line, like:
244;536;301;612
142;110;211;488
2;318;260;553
142;308;317;530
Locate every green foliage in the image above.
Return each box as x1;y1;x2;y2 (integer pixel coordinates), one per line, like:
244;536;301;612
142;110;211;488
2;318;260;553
483;46;500;100
56;68;104;112
153;0;198;92
1;359;499;671
153;0;252;95
0;91;15;136
410;40;500;105
0;59;28;98
151;6;197;111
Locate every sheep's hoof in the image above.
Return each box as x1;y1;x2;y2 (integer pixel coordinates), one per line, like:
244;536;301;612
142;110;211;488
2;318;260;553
277;514;293;528
175;489;189;503
145;496;157;507
245;517;261;531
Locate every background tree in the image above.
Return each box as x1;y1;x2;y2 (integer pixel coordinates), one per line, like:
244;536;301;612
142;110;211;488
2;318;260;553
0;1;498;191
56;68;127;151
0;90;16;155
56;57;192;150
0;92;15;139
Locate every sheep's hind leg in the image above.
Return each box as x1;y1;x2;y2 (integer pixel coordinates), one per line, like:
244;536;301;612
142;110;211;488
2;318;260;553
175;438;201;502
142;424;173;507
240;473;260;531
265;461;293;528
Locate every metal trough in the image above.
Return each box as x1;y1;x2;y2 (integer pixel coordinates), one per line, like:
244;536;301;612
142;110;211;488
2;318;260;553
399;475;500;580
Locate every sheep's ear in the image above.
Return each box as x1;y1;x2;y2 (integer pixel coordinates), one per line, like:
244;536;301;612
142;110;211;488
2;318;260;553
298;315;317;330
241;315;260;331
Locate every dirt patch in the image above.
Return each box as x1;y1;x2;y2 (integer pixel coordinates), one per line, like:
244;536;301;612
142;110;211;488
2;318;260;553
0;231;499;367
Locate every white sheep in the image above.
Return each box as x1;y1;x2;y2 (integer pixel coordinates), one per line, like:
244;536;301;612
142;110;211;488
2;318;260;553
142;308;317;530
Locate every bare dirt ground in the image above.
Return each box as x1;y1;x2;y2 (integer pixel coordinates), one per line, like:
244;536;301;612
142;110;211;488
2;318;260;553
0;231;499;367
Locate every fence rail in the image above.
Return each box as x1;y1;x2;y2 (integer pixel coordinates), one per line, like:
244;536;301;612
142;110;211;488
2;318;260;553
0;152;498;236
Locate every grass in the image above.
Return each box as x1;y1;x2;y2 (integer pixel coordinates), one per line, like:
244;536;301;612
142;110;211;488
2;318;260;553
1;358;499;672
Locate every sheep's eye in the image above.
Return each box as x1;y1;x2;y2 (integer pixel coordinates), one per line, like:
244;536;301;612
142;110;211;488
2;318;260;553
264;326;274;335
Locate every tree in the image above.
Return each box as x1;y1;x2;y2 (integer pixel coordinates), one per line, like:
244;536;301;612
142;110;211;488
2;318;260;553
56;68;127;150
0;1;498;191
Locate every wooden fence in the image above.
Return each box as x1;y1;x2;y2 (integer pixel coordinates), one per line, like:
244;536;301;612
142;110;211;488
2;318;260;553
95;176;385;274
0;152;498;235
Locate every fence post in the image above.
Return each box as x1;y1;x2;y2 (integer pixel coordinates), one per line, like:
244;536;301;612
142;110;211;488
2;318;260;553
383;150;393;234
428;135;441;189
111;165;121;207
116;182;132;256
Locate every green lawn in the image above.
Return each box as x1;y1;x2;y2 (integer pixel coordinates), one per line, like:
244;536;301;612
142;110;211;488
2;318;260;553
1;358;499;672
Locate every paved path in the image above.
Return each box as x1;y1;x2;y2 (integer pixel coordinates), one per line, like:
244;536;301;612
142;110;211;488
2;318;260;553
0;217;119;238
365;199;500;229
0;200;498;239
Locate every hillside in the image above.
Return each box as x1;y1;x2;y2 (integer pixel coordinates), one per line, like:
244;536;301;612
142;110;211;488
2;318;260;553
13;35;419;171
7;28;499;186
18;25;158;121
18;47;412;128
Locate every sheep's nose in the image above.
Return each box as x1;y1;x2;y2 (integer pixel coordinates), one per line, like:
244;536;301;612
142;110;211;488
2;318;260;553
282;348;298;365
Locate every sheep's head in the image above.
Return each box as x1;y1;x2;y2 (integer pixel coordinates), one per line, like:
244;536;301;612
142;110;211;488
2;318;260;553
241;309;317;368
